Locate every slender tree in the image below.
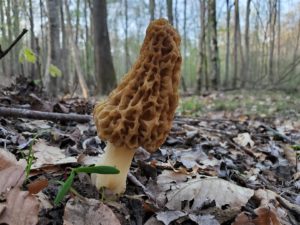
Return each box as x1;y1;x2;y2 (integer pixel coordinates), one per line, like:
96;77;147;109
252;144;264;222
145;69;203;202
268;0;277;84
0;0;7;76
182;0;187;92
6;0;14;75
29;0;36;79
65;0;89;98
75;0;80;45
243;0;251;88
166;0;173;25
196;0;208;93
277;0;281;77
233;0;239;88
208;0;220;90
124;0;130;71
47;0;61;95
224;0;231;88
60;0;69;93
93;0;117;95
149;0;155;21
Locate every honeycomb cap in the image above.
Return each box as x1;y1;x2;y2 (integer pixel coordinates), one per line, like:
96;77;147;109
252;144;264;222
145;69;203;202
94;18;181;153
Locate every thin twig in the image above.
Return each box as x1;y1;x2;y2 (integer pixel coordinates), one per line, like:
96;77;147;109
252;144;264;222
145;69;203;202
127;172;160;207
0;29;28;60
0;106;92;123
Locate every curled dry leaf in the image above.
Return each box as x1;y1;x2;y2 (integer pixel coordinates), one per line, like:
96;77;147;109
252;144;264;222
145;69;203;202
0;149;26;193
233;133;254;148
0;187;39;225
164;177;254;211
63;197;121;225
233;207;281;225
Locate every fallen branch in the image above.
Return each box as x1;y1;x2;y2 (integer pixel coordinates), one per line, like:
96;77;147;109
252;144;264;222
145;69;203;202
261;124;298;144
0;29;28;60
0;107;92;123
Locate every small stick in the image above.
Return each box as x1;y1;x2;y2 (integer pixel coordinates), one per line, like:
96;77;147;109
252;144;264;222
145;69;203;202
0;106;92;123
0;29;28;60
127;172;160;207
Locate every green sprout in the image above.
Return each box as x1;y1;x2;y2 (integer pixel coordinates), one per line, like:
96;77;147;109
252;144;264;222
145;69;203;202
54;165;120;205
25;134;39;179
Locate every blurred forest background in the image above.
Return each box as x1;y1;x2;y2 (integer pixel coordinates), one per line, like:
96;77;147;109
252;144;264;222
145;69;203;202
1;0;300;97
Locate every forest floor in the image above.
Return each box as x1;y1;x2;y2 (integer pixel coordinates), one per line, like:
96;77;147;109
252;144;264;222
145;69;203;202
0;77;300;225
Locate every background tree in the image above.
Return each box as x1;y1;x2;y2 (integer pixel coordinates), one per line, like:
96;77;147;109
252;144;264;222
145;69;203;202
166;0;173;25
149;0;155;21
47;0;61;96
93;0;116;95
208;0;220;90
196;0;208;93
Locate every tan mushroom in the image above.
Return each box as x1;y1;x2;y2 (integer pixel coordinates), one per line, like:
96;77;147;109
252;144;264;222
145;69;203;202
92;18;181;194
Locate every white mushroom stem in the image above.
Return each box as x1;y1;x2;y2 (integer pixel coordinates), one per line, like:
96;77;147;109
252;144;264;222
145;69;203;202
91;142;136;194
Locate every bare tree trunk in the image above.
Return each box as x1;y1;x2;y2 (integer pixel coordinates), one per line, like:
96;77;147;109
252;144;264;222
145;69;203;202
65;0;89;98
181;0;187;92
166;0;173;25
84;0;92;85
244;0;251;88
174;0;178;30
92;0;117;95
47;0;61;96
268;0;277;84
277;0;281;77
60;0;70;93
29;0;36;79
124;0;130;71
75;0;80;45
196;0;207;94
149;0;155;21
233;0;239;88
0;0;7;76
224;0;231;88
208;0;219;90
6;0;14;75
12;0;20;74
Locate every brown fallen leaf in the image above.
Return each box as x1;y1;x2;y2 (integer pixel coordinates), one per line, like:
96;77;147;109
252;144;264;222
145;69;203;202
27;178;49;194
63;197;121;225
0;149;26;193
32;139;76;169
0;187;39;225
163;177;254;211
233;207;281;225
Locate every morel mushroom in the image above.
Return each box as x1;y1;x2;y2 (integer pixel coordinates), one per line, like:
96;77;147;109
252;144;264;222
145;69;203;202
92;18;181;194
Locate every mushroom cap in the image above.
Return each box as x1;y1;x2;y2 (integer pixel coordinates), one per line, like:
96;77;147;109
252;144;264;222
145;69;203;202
94;18;181;153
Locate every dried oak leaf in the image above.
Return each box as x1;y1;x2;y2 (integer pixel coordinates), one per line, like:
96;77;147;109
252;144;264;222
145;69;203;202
0;149;26;193
63;197;121;225
164;177;254;211
233;207;281;225
0;187;39;225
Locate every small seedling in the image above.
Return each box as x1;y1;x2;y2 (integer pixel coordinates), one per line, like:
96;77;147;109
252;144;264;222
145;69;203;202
25;134;39;179
54;165;119;205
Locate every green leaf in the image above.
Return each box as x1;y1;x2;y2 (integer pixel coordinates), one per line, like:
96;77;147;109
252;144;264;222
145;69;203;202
73;165;120;174
19;47;36;63
292;145;300;151
49;64;62;77
54;171;75;205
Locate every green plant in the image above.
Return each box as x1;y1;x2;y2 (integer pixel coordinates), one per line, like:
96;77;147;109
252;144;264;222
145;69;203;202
25;134;39;179
54;165;119;205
